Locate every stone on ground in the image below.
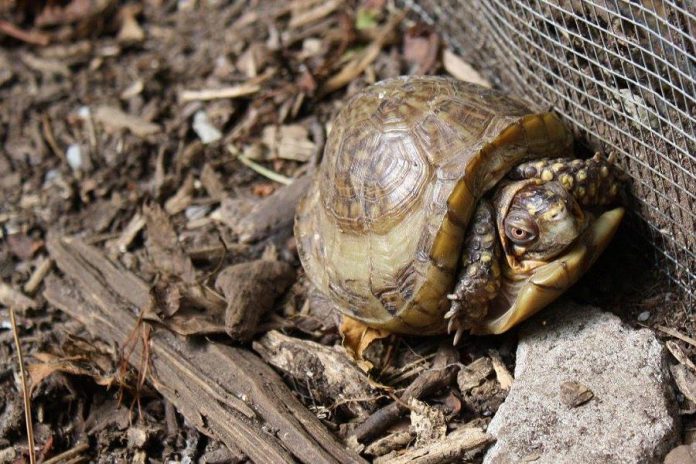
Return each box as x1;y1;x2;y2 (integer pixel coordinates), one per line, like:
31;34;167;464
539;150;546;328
484;302;680;464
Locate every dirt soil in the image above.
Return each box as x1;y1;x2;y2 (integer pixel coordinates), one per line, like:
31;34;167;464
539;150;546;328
0;0;693;462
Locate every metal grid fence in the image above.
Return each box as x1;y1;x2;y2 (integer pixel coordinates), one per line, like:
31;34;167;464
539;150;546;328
399;0;695;306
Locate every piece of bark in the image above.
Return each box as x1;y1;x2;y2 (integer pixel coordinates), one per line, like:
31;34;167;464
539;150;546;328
457;357;493;392
373;426;492;464
351;345;460;444
236;175;311;243
200;163;226;201
94;106;160;138
45;236;364;464
254;330;378;418
364;431;414;457
0;281;38;311
215;261;295;342
144;203;226;329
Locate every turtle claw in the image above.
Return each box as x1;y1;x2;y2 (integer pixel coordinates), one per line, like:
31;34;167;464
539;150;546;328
447;315;457;334
453;326;465;346
446;301;466;345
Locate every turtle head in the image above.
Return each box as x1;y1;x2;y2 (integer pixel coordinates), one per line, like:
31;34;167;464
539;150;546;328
500;180;587;263
472;178;624;335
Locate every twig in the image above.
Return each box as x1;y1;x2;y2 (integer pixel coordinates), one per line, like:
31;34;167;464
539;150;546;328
656;325;696;348
24;258;53;295
230;146;293;185
42;442;89;464
180;83;260;102
41;115;65;162
351;345;459;444
10;307;36;464
0;19;50;46
289;0;342;28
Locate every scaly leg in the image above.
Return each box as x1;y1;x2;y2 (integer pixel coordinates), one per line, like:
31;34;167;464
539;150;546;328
445;200;502;345
509;153;623;206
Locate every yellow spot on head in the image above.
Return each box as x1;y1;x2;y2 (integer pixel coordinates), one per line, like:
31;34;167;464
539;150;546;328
552;162;565;172
576;169;588;182
541;169;554;181
600;166;609;178
467;265;478;276
576;186;586;198
480;252;492;263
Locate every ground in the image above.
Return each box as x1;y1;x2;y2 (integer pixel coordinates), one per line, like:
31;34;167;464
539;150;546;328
0;0;693;462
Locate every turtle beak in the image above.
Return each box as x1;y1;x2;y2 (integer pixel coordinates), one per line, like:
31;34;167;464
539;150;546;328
472;207;624;335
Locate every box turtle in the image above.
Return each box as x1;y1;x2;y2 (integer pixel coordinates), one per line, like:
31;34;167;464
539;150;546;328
295;76;624;343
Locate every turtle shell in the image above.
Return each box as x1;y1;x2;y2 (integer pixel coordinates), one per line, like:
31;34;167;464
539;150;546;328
295;76;573;334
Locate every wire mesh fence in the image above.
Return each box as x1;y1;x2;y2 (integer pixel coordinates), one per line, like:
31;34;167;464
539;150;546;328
399;0;695;307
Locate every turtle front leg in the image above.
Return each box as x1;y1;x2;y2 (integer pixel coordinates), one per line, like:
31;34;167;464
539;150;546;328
445;200;502;345
510;153;623;206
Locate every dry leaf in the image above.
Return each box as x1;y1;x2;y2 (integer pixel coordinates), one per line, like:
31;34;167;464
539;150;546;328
28;337;118;391
340;316;390;372
443;49;491;88
94;105;160;137
403;24;439;74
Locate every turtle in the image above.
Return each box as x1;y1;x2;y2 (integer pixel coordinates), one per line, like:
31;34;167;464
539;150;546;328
294;76;624;343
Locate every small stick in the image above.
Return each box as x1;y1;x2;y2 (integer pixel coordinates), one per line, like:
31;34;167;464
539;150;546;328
656;325;696;348
10;307;36;464
41;115;64;162
180;83;260;102
231;147;293;185
0;19;50;46
24;258;53;295
351;346;459;444
42;442;89;464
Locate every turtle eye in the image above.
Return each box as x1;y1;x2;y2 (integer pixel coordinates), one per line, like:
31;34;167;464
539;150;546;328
504;216;538;245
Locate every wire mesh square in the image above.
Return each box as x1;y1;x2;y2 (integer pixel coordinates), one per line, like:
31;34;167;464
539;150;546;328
399;0;695;307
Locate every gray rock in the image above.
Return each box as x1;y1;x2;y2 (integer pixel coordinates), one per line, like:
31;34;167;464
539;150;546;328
484;302;680;464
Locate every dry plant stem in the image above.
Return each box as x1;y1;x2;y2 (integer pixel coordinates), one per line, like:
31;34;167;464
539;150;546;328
42;442;89;464
9;307;36;464
24;258;53;295
45;236;365;464
234;149;293;185
0;19;50;45
41;115;65;162
657;325;696;348
351;346;459;444
180;83;260;102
